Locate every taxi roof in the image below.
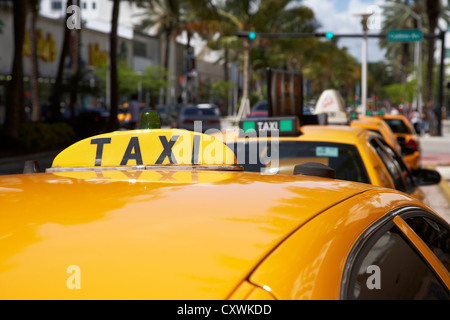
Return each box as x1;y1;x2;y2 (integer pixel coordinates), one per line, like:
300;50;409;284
0;169;376;299
213;124;373;146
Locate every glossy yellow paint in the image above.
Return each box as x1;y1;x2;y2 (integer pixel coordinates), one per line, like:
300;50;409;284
350;116;401;154
0;170;374;299
248;189;433;299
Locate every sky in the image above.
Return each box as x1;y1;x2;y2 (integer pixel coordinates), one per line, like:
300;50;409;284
302;0;388;62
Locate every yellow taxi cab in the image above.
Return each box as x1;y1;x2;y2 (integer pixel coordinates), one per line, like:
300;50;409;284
0;113;449;300
379;114;421;171
213;117;440;206
350;115;402;155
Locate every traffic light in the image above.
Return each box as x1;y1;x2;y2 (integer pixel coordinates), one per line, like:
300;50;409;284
248;31;256;40
314;32;334;39
325;32;334;39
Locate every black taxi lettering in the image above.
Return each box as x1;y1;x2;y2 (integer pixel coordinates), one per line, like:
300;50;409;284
91;137;112;166
156;135;179;164
120;137;143;166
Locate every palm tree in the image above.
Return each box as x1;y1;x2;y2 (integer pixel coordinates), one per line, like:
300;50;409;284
380;0;419;85
424;0;450;104
381;0;450;105
135;0;182;105
213;0;319;118
135;0;219;105
5;0;27;139
51;0;73;122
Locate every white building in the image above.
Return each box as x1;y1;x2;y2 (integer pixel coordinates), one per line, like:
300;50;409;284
39;0;228;107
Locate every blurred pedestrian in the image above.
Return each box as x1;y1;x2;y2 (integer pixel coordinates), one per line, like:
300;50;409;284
425;103;437;136
128;94;140;130
390;106;399;115
410;108;421;134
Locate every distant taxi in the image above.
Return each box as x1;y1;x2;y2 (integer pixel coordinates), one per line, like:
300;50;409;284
350;115;401;155
379;114;421;171
0;121;448;300
214;117;439;206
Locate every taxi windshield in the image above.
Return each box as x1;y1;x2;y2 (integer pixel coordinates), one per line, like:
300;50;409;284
383;119;412;134
226;141;371;184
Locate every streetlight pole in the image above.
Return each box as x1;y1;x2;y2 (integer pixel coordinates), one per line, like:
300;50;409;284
354;13;372;116
410;11;423;115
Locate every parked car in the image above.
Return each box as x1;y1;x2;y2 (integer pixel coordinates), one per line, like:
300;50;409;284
177;105;221;132
248;101;314;118
62;106;109;137
380;114;421;171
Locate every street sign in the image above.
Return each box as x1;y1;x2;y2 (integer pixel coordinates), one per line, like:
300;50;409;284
387;29;422;42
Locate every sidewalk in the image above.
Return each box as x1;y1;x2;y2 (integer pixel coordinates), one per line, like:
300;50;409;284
419;141;450;223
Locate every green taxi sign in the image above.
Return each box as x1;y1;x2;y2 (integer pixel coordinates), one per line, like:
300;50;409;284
239;117;299;136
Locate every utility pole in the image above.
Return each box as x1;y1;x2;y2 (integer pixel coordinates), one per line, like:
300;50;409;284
354;13;373;116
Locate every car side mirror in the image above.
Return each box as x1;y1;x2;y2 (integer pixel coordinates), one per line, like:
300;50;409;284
401;145;415;156
414;168;441;186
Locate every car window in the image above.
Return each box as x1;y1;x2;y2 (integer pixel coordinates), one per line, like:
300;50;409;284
368;129;382;136
252;101;268;112
384;118;412;134
377;138;416;192
345;223;450;300
405;216;450;273
370;138;407;192
226;141;371;184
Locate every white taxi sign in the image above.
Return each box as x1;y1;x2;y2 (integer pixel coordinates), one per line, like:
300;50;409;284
314;89;349;124
48;129;239;171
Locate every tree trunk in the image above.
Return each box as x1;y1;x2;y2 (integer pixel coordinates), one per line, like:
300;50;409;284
238;38;250;117
424;0;440;104
69;0;81;121
29;5;40;122
400;43;409;85
51;0;73;122
163;28;171;105
5;0;27;139
107;0;120;131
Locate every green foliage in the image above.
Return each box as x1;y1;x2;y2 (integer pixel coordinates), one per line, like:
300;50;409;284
211;80;234;100
95;65;169;98
382;80;416;105
142;65;170;97
17;122;75;151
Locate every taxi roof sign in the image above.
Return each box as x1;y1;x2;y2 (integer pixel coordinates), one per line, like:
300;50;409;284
239;116;300;137
48;129;240;172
